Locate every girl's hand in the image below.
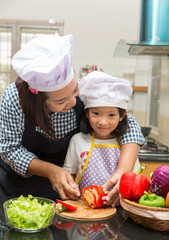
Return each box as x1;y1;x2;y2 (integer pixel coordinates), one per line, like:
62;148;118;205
48;166;80;200
101;171;123;207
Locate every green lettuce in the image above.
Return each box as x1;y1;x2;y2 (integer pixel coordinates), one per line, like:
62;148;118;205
6;195;55;230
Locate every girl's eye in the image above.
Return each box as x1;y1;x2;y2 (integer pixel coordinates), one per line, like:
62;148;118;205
93;112;99;116
109;114;115;117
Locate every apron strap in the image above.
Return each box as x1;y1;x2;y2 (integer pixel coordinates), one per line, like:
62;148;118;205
79;134;94;183
79;133;120;183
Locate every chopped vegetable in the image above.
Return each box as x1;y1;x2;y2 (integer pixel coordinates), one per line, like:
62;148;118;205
119;165;150;201
82;185;107;208
58;204;67;213
139;191;166;208
150;165;169;198
4;195;55;230
56;199;77;212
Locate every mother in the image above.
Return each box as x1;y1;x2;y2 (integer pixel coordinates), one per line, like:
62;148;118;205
0;33;145;200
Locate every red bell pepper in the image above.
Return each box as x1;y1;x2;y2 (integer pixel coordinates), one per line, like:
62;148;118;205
82;185;107;208
56;199;78;212
119;165;150;201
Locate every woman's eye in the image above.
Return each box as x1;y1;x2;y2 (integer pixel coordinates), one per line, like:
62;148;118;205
109;114;115;117
73;84;79;94
74;86;79;93
56;100;65;105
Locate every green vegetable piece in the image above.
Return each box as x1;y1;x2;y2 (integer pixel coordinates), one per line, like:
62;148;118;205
58;205;67;213
6;195;55;230
139;191;166;208
136;164;146;174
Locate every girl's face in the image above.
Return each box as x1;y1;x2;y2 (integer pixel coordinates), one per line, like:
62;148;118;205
45;74;80;113
87;107;124;140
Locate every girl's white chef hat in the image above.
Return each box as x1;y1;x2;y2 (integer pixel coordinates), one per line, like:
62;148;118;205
12;33;74;92
79;71;133;110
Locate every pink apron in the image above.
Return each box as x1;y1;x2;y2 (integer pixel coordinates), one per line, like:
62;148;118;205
79;133;121;192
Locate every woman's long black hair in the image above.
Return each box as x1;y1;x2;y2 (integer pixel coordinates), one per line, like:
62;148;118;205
15;77;56;139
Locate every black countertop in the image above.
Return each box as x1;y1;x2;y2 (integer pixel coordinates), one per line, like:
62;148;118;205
0;198;169;240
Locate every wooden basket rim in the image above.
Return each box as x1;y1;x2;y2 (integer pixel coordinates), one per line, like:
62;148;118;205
120;195;169;212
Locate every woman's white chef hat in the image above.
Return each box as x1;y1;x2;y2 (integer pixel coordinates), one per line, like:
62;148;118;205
79;71;133;110
12;33;74;92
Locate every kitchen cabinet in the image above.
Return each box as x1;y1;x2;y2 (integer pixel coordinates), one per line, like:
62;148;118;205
132;86;148;92
140;160;169;180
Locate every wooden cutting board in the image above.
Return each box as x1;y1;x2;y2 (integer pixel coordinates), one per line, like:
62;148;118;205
55;199;116;221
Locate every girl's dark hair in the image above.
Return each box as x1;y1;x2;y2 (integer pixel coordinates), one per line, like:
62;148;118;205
15;77;55;139
80;108;128;138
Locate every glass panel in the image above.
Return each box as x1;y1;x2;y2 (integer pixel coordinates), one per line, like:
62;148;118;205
20;27;61;48
0;27;12;100
149;58;161;127
0;24;63;100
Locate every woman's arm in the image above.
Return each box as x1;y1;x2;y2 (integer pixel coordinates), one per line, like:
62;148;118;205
0;84;35;177
27;158;80;200
102;114;144;206
119;114;146;146
115;143;140;172
102;143;140;206
0;85;80;200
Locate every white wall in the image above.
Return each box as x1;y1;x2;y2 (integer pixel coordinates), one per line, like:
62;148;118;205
1;0;141;75
1;0;152;127
2;0;169;146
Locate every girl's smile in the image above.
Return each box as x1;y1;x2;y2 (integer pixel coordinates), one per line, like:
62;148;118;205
87;107;123;140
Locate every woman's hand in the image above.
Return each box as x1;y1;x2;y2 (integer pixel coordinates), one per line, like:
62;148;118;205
48;166;80;200
102;143;140;207
27;158;80;200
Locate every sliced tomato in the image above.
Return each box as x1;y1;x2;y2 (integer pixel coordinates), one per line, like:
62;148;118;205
56;199;78;211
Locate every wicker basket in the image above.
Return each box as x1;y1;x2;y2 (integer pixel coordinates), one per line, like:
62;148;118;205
120;195;169;231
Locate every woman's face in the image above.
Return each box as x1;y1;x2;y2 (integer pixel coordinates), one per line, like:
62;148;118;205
87;106;124;140
45;74;80;113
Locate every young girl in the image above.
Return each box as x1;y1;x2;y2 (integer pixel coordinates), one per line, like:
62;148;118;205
64;71;140;206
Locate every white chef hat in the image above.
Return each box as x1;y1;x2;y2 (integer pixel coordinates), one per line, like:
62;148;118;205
79;71;133;110
12;33;74;92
